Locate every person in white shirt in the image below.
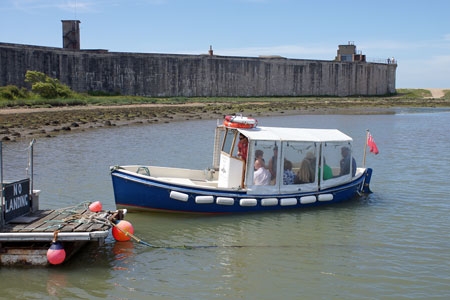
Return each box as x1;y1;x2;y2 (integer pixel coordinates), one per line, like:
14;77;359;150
253;159;271;185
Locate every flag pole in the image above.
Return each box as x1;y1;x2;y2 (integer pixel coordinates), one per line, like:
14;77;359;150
363;129;369;168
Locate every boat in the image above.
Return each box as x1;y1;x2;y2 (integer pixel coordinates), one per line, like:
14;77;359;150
110;116;373;214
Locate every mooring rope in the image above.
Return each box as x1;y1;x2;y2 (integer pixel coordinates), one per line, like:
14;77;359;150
18;201;287;250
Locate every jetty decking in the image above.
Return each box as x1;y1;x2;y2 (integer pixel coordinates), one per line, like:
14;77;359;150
0;208;123;266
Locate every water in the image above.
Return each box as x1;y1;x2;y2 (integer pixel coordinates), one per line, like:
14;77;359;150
1;109;450;299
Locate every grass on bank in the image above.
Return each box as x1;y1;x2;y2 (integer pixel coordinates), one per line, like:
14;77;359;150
0;86;448;109
395;89;432;98
443;89;450;99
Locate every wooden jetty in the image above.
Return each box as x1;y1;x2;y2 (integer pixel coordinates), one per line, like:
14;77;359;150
0;206;125;266
0;140;126;266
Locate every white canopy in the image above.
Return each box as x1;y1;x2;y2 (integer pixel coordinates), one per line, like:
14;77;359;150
237;126;352;142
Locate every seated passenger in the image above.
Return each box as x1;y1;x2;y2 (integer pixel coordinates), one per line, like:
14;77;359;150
283;159;295;185
294;152;316;184
268;145;278;180
319;157;333;180
255;149;265;166
339;147;357;177
253;159;271;185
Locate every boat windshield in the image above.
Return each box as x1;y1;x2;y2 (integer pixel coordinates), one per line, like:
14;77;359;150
221;129;237;155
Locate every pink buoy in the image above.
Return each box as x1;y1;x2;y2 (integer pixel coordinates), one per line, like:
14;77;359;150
89;201;102;212
112;220;134;242
47;242;66;265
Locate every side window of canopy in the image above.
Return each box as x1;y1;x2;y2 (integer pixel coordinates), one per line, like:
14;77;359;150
322;142;355;178
281;141;318;187
320;142;355;189
247;140;279;187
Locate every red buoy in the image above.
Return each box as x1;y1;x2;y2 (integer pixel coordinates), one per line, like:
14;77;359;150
89;201;102;212
112;220;134;242
47;242;66;265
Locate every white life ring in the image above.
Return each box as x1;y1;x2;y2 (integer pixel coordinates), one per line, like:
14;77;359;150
224;115;257;128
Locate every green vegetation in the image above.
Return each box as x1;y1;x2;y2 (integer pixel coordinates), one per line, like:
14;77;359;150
0;74;448;109
395;89;432;99
24;71;78;99
0;85;29;100
443;90;450;99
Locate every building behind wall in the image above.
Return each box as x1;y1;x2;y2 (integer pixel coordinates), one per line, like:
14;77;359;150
335;41;366;62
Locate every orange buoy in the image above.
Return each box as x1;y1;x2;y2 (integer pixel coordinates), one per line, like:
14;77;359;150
47;242;66;265
88;201;102;212
112;220;134;242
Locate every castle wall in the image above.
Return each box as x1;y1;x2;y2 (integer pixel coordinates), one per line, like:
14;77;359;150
0;43;397;97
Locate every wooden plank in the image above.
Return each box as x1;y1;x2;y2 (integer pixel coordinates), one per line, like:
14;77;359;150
74;212;110;232
10;210;58;232
2;210;52;232
59;209;90;232
45;209;87;232
30;210;66;232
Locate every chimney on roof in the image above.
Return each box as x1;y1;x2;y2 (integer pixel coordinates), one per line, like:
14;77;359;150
208;45;214;56
61;20;81;50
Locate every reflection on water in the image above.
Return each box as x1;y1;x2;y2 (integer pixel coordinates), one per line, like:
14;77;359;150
1;109;450;299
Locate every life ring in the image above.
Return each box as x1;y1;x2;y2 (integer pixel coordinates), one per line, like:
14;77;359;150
223;120;256;129
224;115;257;128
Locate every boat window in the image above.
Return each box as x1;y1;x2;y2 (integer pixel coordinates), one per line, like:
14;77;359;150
322;142;355;179
248;140;278;186
281;142;317;185
221;129;237;155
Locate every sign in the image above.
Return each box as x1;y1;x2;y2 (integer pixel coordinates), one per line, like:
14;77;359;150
3;179;31;223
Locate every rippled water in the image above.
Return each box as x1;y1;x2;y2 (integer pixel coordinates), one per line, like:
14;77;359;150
1;109;449;299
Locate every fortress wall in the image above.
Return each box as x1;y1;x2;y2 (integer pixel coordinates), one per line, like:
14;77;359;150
0;43;397;97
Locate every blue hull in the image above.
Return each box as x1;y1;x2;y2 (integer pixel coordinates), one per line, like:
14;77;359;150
111;169;372;214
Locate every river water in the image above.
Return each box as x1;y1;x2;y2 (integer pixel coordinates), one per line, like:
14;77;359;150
1;108;449;299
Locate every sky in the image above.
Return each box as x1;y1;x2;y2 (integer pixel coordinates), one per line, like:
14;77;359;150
1;0;449;88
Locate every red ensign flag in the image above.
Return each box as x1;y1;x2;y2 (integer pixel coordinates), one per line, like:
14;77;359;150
367;132;379;155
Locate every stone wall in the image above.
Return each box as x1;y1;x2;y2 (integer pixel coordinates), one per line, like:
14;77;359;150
0;43;397;97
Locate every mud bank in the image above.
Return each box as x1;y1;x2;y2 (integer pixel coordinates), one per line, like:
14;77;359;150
1;98;449;142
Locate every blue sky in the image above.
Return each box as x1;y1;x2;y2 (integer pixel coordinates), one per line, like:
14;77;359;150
1;0;449;88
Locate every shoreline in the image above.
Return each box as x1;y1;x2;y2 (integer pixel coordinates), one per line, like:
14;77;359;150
1;99;449;142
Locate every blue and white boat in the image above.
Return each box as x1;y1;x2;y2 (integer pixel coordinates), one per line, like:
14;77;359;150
111;117;372;214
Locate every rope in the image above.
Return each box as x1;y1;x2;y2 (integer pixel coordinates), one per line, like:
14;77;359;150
15;201;274;250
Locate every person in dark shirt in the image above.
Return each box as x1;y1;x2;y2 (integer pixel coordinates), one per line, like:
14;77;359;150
340;146;356;177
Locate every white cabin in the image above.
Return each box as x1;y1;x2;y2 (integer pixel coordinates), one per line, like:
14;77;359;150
215;126;360;195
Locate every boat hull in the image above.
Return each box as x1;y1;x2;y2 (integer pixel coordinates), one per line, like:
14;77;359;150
111;169;372;214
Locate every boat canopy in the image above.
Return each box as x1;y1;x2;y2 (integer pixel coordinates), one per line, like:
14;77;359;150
237;127;353;143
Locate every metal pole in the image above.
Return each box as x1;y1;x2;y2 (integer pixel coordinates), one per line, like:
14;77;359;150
0;142;3;227
362;130;369;168
29;139;35;202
